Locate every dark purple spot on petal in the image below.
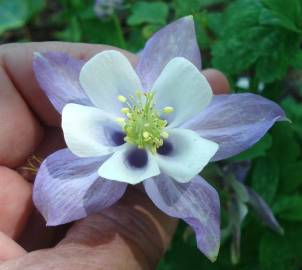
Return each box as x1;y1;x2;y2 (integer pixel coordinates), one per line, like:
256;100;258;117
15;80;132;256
157;140;173;156
127;148;148;168
111;131;125;146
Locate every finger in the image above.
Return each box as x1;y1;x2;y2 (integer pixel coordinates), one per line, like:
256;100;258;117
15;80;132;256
0;167;32;239
0;232;26;262
202;68;230;94
0;64;43;167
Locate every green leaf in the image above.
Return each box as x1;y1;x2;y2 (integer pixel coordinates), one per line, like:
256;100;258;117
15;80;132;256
0;0;28;35
157;223;233;270
205;12;223;36
142;24;162;39
254;29;301;82
26;0;46;18
230;134;272;161
273;196;302;221
281;97;302;138
127;2;168;26
173;0;227;17
280;161;302;193
126;29;146;52
193;12;211;50
260;227;302;270
261;0;302;32
259;8;301;33
290;50;302;69
55;16;82;42
81;18;126;49
173;0;203;17
251;157;279;204
0;0;46;35
269;123;300;165
211;0;302;82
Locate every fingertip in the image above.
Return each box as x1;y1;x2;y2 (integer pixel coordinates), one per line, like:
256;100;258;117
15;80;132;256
0;167;33;239
202;68;230;94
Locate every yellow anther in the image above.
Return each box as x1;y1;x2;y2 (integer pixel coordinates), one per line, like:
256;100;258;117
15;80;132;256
163;106;174;114
121;107;130;114
115;117;126;125
161;131;169;139
117;95;127;103
143;131;150;139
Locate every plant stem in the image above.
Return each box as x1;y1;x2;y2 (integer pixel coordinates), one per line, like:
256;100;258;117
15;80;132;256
112;13;127;49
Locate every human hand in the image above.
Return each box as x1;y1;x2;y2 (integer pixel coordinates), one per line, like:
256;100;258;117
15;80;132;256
0;42;229;270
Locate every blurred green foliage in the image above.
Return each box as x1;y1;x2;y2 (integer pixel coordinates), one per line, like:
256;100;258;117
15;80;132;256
1;0;302;269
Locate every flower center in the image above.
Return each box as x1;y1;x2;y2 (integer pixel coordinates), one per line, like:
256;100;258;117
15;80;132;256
116;92;173;153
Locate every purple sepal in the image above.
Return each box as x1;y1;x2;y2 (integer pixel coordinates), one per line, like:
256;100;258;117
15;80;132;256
182;93;286;161
136;16;201;90
144;174;220;261
247;187;284;234
33;148;127;226
33;52;93;113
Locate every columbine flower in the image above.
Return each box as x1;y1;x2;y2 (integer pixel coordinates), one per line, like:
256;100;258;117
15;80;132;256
32;16;285;261
94;0;123;18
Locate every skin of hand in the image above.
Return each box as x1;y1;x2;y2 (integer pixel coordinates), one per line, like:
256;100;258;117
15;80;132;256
0;42;230;270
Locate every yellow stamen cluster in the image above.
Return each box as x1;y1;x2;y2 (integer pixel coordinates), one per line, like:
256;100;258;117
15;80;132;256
115;92;174;153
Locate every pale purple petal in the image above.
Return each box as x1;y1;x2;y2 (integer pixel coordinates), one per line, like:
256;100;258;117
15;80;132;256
136;16;201;90
33;148;127;226
247;187;284;234
144;174;220;261
182;93;286;161
33;52;92;113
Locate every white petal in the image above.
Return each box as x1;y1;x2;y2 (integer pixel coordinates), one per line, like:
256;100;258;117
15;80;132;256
80;50;143;115
155;128;218;183
152;57;213;128
62;103;125;157
98;145;160;185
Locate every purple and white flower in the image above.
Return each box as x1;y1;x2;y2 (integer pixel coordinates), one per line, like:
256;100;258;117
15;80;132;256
32;16;285;261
